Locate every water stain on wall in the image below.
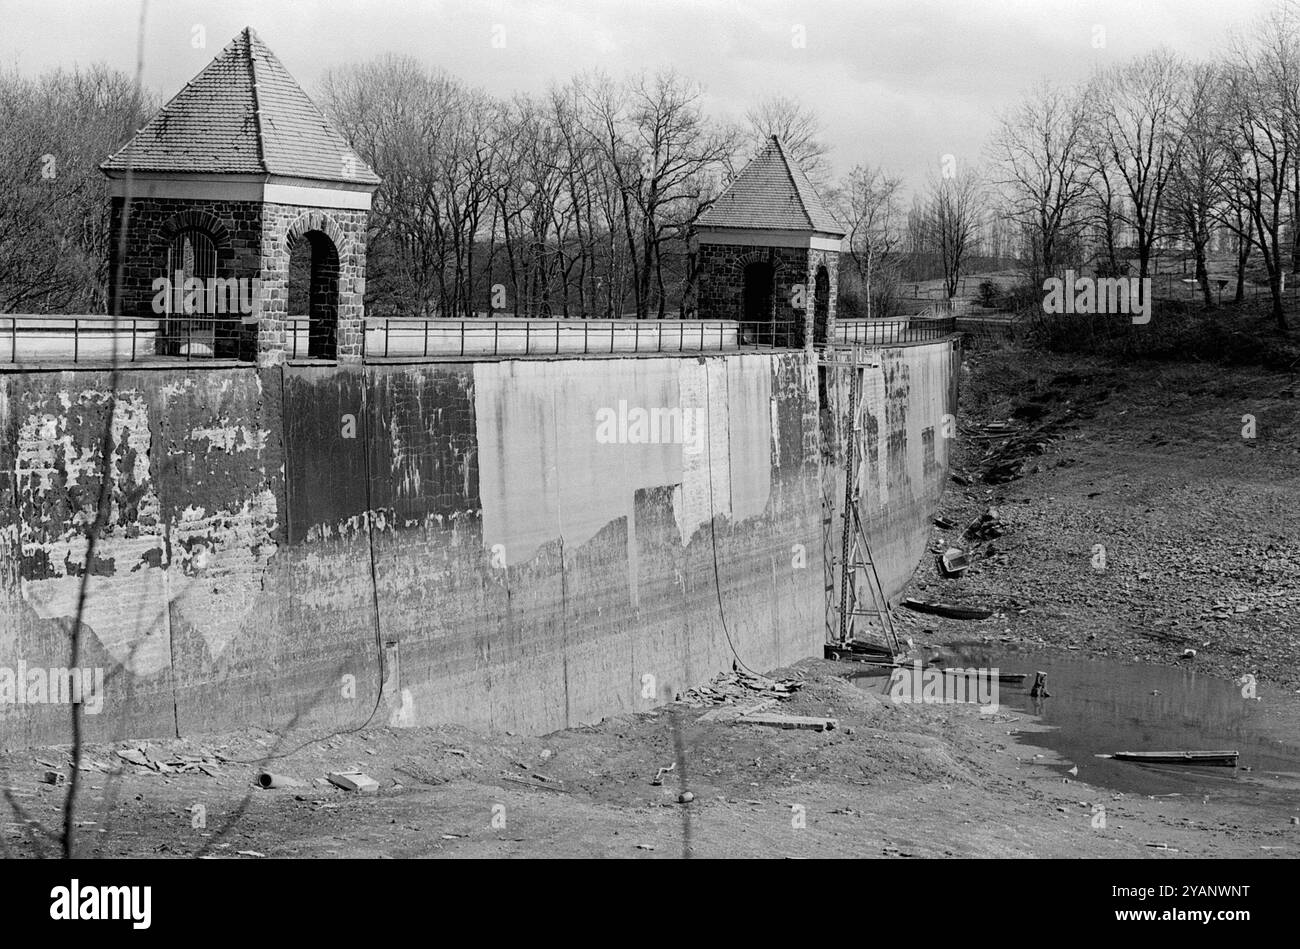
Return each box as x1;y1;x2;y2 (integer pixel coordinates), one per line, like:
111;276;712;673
473;357;773;604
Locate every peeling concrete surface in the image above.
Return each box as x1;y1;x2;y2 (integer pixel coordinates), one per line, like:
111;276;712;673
0;339;956;747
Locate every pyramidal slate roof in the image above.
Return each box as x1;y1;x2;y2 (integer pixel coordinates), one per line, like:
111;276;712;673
699;136;843;235
101;27;380;186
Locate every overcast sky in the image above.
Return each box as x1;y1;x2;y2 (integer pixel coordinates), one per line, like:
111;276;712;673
0;0;1278;186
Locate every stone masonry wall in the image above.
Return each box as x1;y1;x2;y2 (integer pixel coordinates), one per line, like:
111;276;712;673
108;197;264;356
806;247;840;346
258;204;370;366
107;197;370;365
696;240;840;350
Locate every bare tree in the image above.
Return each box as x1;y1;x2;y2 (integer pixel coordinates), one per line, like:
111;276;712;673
321;56;500;319
577;70;734;320
836;163;904;318
0;65;148;312
743;94;832;191
1085;50;1187;279
1222;12;1298;331
1168;62;1230;307
920;168;985;299
1079;117;1125;276
988;80;1093;285
1211;115;1256;305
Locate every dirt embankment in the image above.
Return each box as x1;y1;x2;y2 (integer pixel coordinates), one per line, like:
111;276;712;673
913;351;1300;691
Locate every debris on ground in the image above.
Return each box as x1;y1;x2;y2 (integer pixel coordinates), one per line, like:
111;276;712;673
825;639;896;662
499;774;567;793
327;771;380;793
678;669;801;707
738;713;838;732
697;699;779;724
257;772;304;789
115;748;150;768
902;598;993;621
112;746;223;776
650;762;675;786
939;547;972;577
968;415;1064;485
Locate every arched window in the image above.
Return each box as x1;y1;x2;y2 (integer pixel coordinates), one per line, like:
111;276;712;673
162;228;222;356
167;229;217;289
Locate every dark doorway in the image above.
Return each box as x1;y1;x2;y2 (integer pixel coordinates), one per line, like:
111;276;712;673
163;228;222;356
742;261;775;345
288;230;341;360
813;265;830;347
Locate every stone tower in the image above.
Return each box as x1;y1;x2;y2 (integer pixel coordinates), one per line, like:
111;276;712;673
694;136;845;349
100;27;381;365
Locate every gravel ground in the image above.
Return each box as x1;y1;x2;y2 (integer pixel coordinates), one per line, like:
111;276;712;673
912;350;1300;691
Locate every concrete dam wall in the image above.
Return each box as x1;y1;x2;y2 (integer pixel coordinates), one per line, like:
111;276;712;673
0;339;956;747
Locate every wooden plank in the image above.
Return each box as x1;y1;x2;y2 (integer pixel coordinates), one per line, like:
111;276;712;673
738;714;838;732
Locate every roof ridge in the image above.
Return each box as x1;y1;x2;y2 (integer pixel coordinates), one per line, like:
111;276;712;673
243;27;268;174
769;137;816;229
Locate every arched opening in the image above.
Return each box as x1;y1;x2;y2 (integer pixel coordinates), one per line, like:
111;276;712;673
163;228;219;356
288;230;341;360
742;261;775;346
813;265;830;347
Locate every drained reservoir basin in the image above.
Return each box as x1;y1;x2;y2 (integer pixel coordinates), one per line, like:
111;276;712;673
857;645;1300;804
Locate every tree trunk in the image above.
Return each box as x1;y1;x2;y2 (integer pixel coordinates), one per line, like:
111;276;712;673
1194;240;1212;309
654;241;667;321
1234;232;1248;304
1291;168;1300;273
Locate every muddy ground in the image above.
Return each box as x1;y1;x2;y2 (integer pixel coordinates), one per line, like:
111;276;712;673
2;348;1297;859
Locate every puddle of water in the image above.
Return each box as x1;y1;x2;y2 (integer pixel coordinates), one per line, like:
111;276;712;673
854;646;1300;802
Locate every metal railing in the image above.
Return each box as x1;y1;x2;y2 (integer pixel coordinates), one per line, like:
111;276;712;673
363;315;957;358
1;315;165;364
1;313;957;366
832;316;958;346
0;315;329;365
155;315;247;360
363;317;741;358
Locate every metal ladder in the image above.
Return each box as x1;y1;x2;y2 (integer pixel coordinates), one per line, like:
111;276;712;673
822;346;901;657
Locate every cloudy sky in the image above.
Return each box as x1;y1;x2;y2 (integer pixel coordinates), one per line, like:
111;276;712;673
0;0;1278;186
